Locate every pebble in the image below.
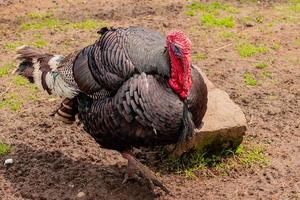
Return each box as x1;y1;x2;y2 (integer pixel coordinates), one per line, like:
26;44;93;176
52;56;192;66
77;192;85;198
4;158;13;165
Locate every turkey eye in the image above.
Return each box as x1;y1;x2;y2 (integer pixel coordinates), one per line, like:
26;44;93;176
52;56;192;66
172;44;182;57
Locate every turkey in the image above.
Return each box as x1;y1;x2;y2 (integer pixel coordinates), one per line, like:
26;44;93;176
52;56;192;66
15;26;208;193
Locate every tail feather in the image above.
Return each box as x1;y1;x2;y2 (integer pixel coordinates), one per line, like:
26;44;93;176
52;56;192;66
52;98;78;124
15;46;77;98
15;45;45;61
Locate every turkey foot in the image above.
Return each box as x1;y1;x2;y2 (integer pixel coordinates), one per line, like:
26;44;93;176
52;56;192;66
121;152;171;194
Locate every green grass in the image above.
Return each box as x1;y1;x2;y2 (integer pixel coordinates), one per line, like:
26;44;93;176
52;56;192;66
289;0;300;12
26;11;53;20
185;1;239;16
0;63;15;77
261;71;273;79
12;75;30;86
5;39;48;50
0;142;11;156
5;41;26;50
70;19;107;30
236;43;268;57
0;93;23;111
201;13;235;28
240;15;264;26
164;144;269;178
255;62;268;69
219;31;236;40
34;39;48;48
235;145;269;166
271;42;280;50
20;11;107;31
21;18;65;30
244;72;257;86
295;39;300;46
192;52;207;61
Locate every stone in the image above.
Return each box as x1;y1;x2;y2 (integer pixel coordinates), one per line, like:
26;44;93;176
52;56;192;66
77;192;85;198
172;67;247;156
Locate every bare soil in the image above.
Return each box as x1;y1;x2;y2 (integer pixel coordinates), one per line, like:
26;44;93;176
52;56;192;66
0;0;299;199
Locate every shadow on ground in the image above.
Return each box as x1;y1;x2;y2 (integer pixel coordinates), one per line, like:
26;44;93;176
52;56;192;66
0;144;156;200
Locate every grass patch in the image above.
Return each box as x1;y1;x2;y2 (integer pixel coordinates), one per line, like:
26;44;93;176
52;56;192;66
289;0;300;12
20;12;107;31
5;41;26;50
26;11;53;20
0;93;23;111
0;63;15;77
192;52;207;61
236;43;268;57
235;145;269;166
185;1;239;16
5;39;47;50
240;15;264;26
271;42;280;50
219;31;236;40
0;142;11;156
201;13;235;28
261;71;273;79
12;75;30;86
164;144;269;178
34;39;48;48
295;39;300;46
21;18;64;30
255;62;268;69
70;19;107;30
244;72;257;86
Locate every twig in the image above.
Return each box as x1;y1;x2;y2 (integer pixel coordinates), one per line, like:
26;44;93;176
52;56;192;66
209;56;260;63
0;81;12;98
214;43;233;52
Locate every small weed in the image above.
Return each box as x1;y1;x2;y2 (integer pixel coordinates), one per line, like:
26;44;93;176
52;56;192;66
255;16;264;23
12;75;30;86
219;31;236;40
0;63;15;77
185;1;239;16
5;39;47;50
244;72;257;86
289;0;300;12
295;39;300;46
271;42;280;50
70;19;107;30
21;18;64;30
34;39;48;48
5;41;26;50
164;144;269;178
240;15;264;26
236;145;269;166
237;43;268;57
26;11;53;20
192;52;207;61
201;13;235;28
0;93;23;111
0;142;11;155
261;71;273;79
255;62;268;69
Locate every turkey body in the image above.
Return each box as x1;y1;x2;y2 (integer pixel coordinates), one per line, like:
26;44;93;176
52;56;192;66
15;26;208;152
78;66;207;151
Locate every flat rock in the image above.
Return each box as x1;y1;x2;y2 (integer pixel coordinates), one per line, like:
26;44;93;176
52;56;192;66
172;67;247;156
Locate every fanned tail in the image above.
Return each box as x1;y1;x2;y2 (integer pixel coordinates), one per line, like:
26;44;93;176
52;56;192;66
15;45;77;98
15;46;79;124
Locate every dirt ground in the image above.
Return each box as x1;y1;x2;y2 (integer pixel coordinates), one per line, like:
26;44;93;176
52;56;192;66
0;0;299;199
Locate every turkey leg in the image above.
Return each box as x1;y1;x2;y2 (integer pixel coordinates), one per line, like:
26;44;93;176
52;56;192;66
121;152;171;194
